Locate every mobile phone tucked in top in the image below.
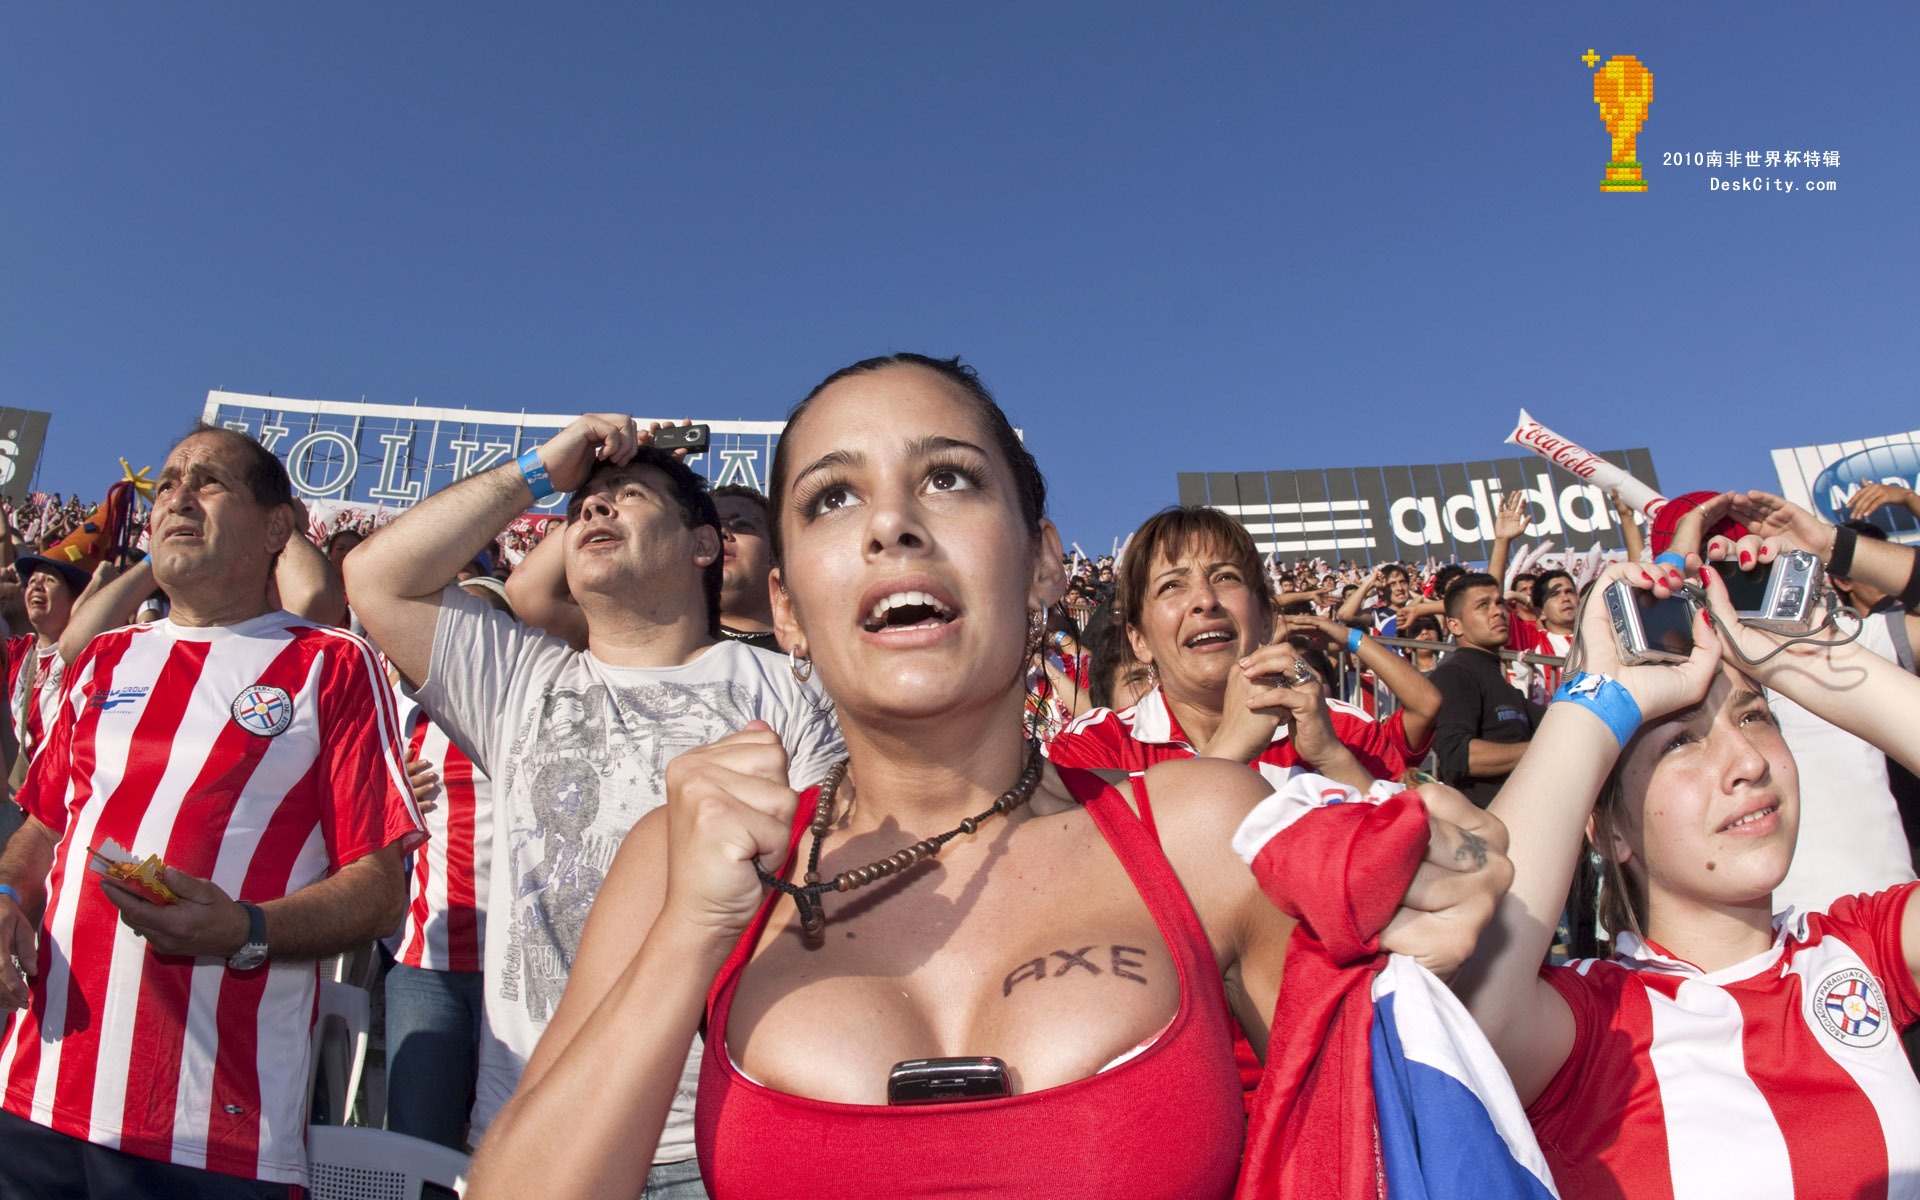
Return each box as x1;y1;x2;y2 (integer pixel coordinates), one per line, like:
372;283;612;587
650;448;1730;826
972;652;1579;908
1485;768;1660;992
887;1056;1011;1105
653;423;711;454
1604;579;1697;665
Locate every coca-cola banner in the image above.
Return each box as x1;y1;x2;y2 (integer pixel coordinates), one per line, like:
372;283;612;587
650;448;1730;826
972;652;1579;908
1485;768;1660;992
1176;445;1660;565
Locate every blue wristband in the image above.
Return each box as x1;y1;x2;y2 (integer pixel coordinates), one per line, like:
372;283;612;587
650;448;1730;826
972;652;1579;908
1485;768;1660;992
0;884;20;911
1347;627;1364;654
1552;673;1643;749
1653;552;1687;571
517;448;555;502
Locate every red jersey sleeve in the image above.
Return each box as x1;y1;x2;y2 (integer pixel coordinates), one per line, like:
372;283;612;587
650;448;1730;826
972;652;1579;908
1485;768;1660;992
315;632;427;868
14;702;71;835
1380;707;1434;764
3;633;27;693
12;637;99;836
1044;708;1140;772
1326;702;1407;781
1526;961;1630;1143
1809;882;1920;1029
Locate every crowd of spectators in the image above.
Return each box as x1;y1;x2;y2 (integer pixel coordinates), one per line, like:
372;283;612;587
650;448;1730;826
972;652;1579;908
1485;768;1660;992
4;366;1920;1199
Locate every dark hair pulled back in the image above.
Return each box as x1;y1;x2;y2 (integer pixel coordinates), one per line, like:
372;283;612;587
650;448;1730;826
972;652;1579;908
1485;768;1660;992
765;354;1047;565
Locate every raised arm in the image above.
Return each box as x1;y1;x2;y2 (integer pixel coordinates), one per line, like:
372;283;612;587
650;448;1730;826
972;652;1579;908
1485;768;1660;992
1612;491;1646;562
1486;492;1529;585
1281;612;1442;752
59;561;153;662
1351;623;1442;750
1847;482;1920;525
1452;558;1718;1104
501;526;589;647
271;499;347;627
1694;566;1920;777
1335;568;1381;626
1730;489;1920;604
346;414;638;684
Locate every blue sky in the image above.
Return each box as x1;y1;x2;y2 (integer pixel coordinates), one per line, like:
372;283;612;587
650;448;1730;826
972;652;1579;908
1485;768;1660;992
6;2;1915;549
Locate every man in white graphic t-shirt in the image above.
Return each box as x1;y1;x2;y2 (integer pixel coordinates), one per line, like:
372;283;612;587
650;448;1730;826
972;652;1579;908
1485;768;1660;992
347;415;842;1196
0;425;423;1197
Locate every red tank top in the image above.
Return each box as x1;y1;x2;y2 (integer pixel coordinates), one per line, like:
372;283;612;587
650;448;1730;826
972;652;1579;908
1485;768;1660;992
694;766;1246;1199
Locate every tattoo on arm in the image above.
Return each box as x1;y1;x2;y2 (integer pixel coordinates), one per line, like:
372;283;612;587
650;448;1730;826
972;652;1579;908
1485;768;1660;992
1002;944;1150;997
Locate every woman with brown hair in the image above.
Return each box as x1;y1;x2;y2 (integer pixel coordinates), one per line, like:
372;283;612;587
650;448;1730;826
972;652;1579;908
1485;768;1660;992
1046;505;1430;798
1455;553;1920;1197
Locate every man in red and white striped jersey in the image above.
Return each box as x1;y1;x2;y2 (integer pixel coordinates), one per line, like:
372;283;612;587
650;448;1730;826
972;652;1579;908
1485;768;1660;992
384;678;495;1151
0;426;424;1198
1504;569;1577;705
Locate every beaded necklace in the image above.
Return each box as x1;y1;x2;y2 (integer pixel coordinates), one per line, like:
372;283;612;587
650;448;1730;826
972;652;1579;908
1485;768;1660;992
754;746;1046;943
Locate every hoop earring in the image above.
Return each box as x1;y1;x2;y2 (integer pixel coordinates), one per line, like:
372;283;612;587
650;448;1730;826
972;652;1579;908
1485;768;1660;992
789;646;813;683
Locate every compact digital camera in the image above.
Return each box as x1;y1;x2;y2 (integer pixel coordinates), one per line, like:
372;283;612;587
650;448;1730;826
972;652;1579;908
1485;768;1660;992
1603;579;1699;666
1712;550;1822;635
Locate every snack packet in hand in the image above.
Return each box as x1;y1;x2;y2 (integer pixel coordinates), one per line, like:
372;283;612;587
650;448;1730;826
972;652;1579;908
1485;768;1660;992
86;839;179;905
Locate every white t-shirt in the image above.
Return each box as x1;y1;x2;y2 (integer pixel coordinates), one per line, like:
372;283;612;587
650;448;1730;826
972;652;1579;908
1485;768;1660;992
418;586;844;1163
1771;612;1917;917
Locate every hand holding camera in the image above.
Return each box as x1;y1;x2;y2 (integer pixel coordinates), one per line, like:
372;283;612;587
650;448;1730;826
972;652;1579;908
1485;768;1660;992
1580;559;1722;725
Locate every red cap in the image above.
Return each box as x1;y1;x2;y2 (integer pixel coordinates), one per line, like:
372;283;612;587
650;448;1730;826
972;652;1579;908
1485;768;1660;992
1648;491;1748;556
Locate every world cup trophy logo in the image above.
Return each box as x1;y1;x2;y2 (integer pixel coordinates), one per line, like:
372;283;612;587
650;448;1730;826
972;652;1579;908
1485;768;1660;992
1593;54;1653;192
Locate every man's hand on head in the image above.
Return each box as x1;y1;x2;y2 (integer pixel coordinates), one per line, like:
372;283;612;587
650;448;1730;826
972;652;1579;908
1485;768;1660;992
536;415;644;494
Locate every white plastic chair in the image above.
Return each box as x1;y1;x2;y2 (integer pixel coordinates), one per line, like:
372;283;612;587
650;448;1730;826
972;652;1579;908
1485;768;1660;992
305;1124;470;1199
327;940;382;990
309;980;371;1127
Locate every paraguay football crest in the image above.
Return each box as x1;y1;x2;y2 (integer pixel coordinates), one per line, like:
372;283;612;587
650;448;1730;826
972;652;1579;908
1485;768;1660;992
1813;967;1889;1048
231;685;295;738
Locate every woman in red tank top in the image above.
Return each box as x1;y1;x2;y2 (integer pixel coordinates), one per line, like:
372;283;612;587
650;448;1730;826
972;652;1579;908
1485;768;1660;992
468;355;1510;1199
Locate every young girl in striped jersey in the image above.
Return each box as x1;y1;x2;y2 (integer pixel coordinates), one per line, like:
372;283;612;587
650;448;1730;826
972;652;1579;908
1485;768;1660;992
1456;554;1920;1199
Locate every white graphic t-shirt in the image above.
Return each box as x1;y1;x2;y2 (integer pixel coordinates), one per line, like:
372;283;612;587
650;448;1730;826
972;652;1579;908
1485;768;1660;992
418;586;843;1163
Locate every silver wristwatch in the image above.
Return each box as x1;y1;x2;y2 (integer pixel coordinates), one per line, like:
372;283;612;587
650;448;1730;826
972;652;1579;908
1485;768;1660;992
228;901;269;971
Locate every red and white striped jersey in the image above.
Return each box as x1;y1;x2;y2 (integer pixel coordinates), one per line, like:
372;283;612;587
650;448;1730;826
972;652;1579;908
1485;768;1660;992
1530;883;1920;1199
393;693;490;972
6;633;66;763
1504;617;1572;707
1045;685;1411;794
0;612;424;1186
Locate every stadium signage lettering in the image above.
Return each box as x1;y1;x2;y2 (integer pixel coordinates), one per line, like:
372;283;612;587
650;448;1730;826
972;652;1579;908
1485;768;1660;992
1177;445;1658;564
1388;474;1616;546
201;391;791;511
1810;443;1920;524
